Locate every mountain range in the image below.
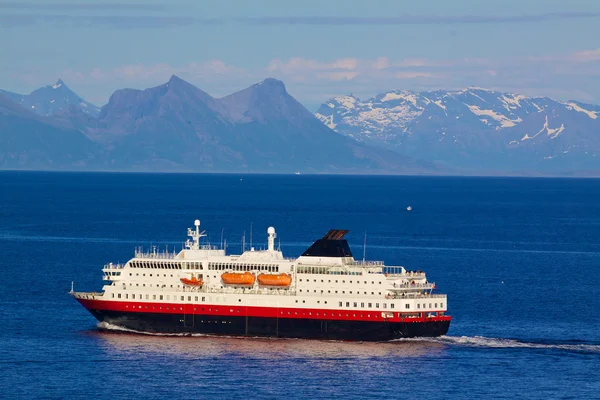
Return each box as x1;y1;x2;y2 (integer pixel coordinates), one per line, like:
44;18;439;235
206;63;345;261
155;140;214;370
0;77;428;173
1;77;599;175
315;89;600;173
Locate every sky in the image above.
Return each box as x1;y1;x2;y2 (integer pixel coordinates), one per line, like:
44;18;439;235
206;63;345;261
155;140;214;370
1;0;600;109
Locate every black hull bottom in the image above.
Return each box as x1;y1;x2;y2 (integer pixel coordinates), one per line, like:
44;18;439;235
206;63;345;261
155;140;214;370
89;310;450;341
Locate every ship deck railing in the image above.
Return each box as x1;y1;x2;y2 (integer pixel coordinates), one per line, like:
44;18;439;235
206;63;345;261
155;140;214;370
72;291;104;300
389;293;446;299
347;260;385;266
390;282;435;290
134;251;179;259
103;263;126;269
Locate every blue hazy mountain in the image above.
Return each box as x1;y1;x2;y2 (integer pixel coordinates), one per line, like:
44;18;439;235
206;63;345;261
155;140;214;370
0;80;100;118
0;76;432;173
316;89;600;173
0;95;103;169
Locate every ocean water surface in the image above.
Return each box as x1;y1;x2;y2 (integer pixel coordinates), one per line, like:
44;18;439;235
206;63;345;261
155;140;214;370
1;172;599;399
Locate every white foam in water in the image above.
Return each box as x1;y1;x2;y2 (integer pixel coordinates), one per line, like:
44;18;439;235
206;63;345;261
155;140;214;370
97;324;600;352
399;335;600;353
97;322;207;337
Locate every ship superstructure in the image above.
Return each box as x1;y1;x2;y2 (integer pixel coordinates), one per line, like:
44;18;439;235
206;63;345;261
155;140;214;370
72;220;450;340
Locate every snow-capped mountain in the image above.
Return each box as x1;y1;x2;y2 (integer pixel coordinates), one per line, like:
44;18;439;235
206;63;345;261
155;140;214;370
0;79;100;117
316;88;600;172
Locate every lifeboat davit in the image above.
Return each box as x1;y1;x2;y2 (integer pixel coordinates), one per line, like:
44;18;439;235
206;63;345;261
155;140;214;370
180;276;203;286
221;272;256;286
257;273;292;287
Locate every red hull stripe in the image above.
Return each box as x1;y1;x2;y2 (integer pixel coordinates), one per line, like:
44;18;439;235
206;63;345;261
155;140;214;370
77;298;452;324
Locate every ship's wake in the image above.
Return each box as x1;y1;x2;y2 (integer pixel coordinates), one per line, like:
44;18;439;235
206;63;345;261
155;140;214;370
398;335;600;353
96;323;600;353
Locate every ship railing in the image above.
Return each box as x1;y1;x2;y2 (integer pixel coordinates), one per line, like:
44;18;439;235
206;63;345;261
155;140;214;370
390;293;446;299
390;282;435;290
347;260;384;266
385;271;426;279
202;287;298;296
73;291;104;300
103;263;126;269
134;251;178;259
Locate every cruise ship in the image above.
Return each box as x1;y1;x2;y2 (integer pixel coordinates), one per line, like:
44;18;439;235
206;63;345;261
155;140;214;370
71;220;451;341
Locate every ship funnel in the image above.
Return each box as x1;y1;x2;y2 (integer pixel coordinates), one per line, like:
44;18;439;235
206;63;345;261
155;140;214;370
267;227;276;251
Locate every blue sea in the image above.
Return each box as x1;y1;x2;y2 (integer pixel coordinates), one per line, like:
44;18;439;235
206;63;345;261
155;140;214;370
1;171;599;399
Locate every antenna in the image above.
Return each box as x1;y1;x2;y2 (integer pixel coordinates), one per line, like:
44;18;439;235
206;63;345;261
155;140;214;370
220;228;224;250
363;231;367;263
250;223;253;250
242;231;246;253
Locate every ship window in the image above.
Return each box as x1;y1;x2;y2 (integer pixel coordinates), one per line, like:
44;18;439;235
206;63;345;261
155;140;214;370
112;293;114;298
132;294;135;299
146;295;149;300
202;297;205;301
368;303;372;307
417;304;420;309
153;295;156;300
335;280;338;283
383;304;387;309
361;303;364;307
441;303;444;308
391;304;395;309
335;291;338;294
160;295;163;300
405;304;410;309
339;302;342;307
166;295;170;300
346;302;350;307
375;303;379;308
118;294;121;299
188;296;191;301
435;303;438;308
353;302;357;307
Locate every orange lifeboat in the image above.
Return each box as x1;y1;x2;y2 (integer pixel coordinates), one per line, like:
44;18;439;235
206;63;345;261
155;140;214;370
221;272;256;286
180;276;203;286
257;273;292;287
